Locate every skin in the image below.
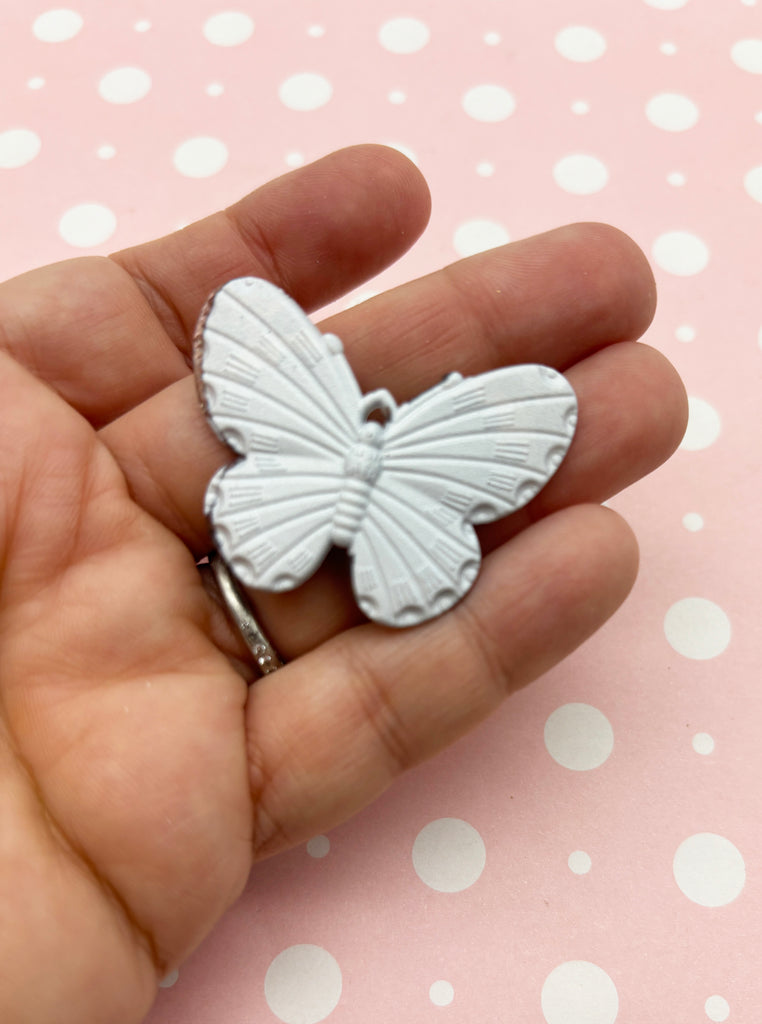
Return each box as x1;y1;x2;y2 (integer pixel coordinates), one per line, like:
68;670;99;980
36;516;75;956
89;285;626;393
0;145;687;1023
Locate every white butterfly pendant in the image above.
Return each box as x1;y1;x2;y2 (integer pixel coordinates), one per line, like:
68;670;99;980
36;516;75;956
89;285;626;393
194;277;577;628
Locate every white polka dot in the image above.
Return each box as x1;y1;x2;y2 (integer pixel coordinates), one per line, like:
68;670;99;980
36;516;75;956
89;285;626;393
664;598;731;659
32;9;83;42
544;704;613;771
646;92;700;131
134;19;151;32
705;995;730;1021
384;141;418;164
388;89;406;104
682;512;704;531
652;231;710;275
744;165;762;202
378;17;430;54
673;833;745;906
453;218;510;257
571;100;590;115
0;129;41;169
203;12;254;46
279;73;333;111
643;0;689;7
667;171;686;186
264;945;342;1024
541;961;618;1024
27;76;45;89
731;38;762;73
660;41;678;55
568;850;592;874
680;396;721;451
206;82;224;97
306;835;330;858
429;981;454;1006
484;31;501;46
554;26;607;62
98;67;151;104
755;110;762;124
173;136;228;178
307;24;325;38
692;732;715;755
159;969;179;988
96;143;116;160
476;161;495;176
285;151;305;167
412;818;486;892
462;85;516;122
58;203;116;248
553;154;609;195
675;324;695;341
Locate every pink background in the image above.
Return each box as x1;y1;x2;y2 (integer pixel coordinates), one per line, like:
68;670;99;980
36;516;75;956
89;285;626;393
2;2;761;1022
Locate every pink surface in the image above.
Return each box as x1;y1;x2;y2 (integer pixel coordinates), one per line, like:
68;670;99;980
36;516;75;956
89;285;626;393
2;2;761;1022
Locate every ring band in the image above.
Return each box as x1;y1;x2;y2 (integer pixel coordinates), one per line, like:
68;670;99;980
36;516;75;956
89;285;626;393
209;552;284;675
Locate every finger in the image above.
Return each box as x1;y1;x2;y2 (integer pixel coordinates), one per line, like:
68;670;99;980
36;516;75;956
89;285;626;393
0;145;430;425
243;504;638;856
100;222;659;550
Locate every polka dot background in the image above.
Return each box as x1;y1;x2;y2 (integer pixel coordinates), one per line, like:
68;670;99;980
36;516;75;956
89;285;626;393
2;1;761;1021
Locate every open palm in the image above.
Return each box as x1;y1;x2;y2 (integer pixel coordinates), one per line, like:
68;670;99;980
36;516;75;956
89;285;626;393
0;146;686;1024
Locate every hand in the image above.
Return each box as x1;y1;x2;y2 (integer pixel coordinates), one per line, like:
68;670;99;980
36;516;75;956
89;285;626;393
0;145;686;1023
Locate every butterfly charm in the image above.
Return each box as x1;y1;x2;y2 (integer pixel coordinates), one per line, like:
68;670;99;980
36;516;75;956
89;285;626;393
194;277;577;628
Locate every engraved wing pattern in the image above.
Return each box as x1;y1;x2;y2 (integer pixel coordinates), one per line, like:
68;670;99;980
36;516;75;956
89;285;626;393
196;277;578;628
350;367;577;626
195;277;362;590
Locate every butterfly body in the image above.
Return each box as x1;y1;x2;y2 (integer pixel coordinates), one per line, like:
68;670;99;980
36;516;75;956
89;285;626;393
195;277;577;628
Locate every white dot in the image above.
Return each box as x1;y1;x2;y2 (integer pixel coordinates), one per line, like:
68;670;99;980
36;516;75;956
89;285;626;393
286;151;305;167
378;17;430;54
388;89;406;104
682;512;704;531
675;323;695;341
453;218;510;257
264;945;342;1024
744;165;762;202
306;835;330;858
484;31;501;45
693;732;715;755
680;396;721;450
731;38;762;73
646;92;700;131
98;67;151;104
571;99;590;115
553;154;609;195
27;76;45;89
554;26;608;62
755;110;762;124
541;961;618;1024
58;203;116;248
544;704;614;771
643;0;689;7
307;24;325;38
667;171;686;186
0;129;41;169
673;833;745;906
705;995;730;1021
203;12;254;46
134;19;151;32
429;981;454;1007
96;143;116;160
384;141;418;164
660;41;678;55
568;850;592;874
462;84;516;122
173;137;228;178
279;72;333;111
412;818;486;892
476;161;495;176
664;598;731;659
652;231;710;275
206;82;224;97
159;969;179;988
33;9;83;42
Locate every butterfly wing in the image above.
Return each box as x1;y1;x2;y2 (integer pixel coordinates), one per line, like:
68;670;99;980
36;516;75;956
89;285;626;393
350;365;577;626
196;277;362;590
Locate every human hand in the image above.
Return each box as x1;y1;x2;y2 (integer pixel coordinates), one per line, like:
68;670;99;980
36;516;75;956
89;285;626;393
0;145;686;1023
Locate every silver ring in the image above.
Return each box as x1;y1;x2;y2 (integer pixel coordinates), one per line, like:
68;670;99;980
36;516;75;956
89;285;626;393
209;552;284;675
